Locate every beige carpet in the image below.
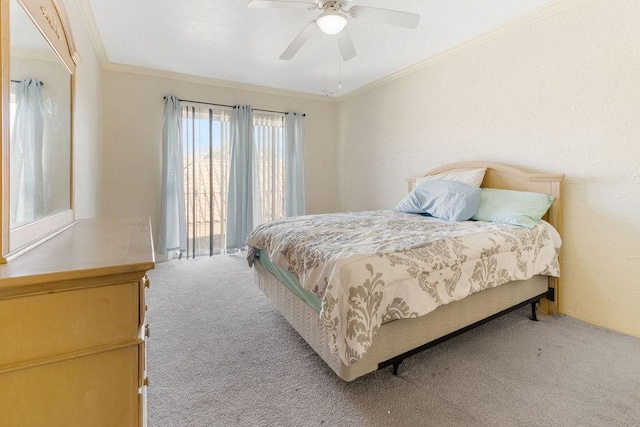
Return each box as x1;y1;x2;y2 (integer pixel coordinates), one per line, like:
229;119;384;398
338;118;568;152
147;254;640;427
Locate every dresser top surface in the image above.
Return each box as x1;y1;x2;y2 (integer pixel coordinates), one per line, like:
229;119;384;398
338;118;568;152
0;218;155;290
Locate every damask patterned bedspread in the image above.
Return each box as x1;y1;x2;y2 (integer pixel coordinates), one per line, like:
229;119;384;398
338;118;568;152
246;210;561;366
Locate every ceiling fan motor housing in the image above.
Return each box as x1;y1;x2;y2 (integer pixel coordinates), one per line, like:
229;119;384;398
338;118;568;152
322;1;343;12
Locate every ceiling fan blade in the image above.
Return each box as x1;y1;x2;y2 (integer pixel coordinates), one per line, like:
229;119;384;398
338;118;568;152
348;6;420;29
280;20;319;60
338;27;356;61
248;0;317;9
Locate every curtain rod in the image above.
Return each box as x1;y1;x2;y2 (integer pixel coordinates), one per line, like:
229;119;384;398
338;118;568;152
163;96;305;117
11;79;44;86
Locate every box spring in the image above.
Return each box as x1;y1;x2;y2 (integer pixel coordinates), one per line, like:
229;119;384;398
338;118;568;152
254;259;548;381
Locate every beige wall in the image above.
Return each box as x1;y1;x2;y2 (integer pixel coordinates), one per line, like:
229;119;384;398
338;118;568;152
65;0;103;218
338;0;640;338
101;69;339;243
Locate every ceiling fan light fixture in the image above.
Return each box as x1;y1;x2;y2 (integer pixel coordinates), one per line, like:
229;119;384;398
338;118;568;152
316;11;347;35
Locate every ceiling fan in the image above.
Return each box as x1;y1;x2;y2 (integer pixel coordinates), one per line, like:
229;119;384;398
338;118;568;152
247;0;420;61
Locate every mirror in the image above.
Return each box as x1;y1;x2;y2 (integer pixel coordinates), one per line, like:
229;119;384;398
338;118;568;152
9;0;70;229
1;0;79;260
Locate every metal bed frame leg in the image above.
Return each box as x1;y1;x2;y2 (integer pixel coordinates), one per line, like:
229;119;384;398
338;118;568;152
530;301;538;321
392;361;402;376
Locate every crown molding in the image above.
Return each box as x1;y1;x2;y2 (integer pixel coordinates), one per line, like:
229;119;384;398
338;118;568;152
71;0;108;65
102;62;339;104
339;0;591;101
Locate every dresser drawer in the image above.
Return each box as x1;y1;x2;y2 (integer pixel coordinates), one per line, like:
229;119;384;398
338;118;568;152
0;346;140;427
0;282;139;367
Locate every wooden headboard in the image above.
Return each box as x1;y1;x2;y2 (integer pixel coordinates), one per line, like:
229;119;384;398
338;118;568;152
407;161;565;314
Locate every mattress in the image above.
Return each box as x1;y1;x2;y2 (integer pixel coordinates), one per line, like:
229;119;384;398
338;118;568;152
257;249;321;313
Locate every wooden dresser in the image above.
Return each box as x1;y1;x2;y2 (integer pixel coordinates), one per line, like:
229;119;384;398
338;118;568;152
0;218;155;426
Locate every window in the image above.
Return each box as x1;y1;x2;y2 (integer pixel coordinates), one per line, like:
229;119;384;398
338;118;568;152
181;104;285;257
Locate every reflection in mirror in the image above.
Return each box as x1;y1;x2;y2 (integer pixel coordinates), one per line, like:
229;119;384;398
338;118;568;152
9;0;71;229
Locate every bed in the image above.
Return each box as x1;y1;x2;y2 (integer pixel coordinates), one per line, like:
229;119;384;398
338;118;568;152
247;162;564;381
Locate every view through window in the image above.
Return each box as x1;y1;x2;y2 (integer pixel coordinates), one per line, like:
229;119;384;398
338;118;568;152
182;104;285;257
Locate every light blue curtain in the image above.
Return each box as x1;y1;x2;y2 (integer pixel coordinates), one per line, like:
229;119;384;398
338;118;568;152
284;112;305;217
10;78;45;227
158;95;187;255
226;105;261;250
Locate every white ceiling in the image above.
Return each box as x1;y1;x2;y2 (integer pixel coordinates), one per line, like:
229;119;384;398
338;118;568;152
86;0;555;97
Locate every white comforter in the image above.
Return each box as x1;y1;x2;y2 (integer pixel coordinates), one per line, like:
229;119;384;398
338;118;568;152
247;210;561;366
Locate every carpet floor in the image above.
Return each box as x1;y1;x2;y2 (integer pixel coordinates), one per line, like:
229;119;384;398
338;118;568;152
147;254;640;427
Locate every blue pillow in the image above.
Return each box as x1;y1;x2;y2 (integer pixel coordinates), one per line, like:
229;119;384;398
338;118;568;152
394;180;481;222
471;188;555;228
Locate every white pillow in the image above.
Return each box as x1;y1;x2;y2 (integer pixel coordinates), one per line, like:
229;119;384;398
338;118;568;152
416;167;486;188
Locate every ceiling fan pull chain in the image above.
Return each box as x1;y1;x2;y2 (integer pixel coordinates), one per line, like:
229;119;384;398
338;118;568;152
338;42;342;89
323;34;328;93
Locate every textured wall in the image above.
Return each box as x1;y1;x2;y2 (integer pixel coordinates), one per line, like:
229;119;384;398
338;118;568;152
338;0;640;338
101;70;339;245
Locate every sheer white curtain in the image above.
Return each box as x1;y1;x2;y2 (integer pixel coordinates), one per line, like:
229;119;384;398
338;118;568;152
226;105;261;251
254;112;284;224
284;112;305;217
10;78;45;227
158;95;187;255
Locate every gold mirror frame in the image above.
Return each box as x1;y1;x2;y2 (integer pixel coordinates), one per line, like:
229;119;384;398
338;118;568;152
0;0;80;262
